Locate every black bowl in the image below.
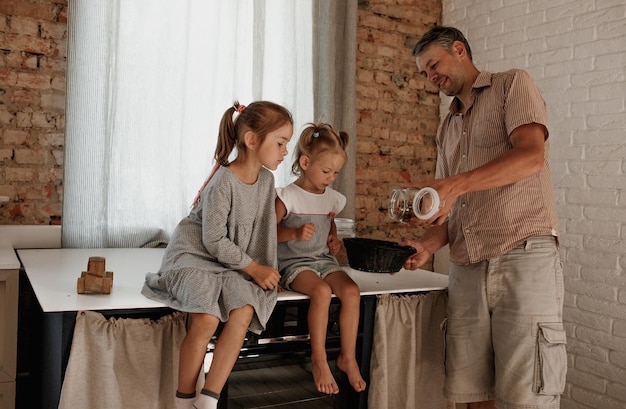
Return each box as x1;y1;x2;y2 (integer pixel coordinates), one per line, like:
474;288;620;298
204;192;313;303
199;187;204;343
342;237;417;273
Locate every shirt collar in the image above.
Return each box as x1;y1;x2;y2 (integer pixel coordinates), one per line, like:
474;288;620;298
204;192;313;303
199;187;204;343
448;71;492;114
473;71;493;89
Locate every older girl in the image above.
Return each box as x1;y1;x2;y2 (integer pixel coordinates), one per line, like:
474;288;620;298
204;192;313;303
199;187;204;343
142;101;293;409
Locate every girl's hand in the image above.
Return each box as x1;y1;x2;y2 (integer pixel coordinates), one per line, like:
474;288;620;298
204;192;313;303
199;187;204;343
244;261;281;290
297;223;316;241
327;234;341;255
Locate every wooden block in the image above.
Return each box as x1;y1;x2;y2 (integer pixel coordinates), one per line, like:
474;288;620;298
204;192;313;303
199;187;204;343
76;256;114;294
87;256;106;277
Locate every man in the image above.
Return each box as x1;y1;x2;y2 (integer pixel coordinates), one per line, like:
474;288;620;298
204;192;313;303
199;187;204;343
401;26;566;409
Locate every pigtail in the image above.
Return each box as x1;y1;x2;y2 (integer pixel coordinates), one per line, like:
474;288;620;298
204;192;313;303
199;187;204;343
338;131;349;150
214;102;240;166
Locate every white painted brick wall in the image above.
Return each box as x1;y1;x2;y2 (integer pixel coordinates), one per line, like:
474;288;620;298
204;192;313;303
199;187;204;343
442;0;626;408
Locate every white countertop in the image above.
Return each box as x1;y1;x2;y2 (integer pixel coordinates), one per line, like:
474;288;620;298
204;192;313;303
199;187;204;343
18;248;448;313
0;246;20;269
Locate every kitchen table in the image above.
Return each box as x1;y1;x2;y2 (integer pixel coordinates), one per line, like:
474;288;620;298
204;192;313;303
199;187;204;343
18;248;448;409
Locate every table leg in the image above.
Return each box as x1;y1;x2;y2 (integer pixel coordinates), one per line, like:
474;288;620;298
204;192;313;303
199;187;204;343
40;311;76;409
342;295;376;409
359;296;376;390
359;295;376;409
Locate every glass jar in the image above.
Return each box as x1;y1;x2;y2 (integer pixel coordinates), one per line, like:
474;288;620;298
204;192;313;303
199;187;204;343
388;187;441;222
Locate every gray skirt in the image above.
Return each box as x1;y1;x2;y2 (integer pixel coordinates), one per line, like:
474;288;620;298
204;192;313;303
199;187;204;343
141;267;277;334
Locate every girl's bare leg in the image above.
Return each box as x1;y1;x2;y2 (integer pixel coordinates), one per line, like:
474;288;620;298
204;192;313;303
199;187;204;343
291;271;338;395
203;305;254;394
178;313;220;394
325;271;367;392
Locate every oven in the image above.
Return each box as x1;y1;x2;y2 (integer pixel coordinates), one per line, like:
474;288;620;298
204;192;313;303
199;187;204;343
211;298;367;409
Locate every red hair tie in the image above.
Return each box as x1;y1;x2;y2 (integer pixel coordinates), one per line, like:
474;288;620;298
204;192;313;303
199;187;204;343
236;104;246;113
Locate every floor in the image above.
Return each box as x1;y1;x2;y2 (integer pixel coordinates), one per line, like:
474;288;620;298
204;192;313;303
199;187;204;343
226;362;337;408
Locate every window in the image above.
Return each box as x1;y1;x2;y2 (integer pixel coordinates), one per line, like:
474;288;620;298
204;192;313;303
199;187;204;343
63;0;313;247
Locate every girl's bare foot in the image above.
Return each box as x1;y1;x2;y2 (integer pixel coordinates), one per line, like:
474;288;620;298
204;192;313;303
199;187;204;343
311;359;339;395
336;355;367;392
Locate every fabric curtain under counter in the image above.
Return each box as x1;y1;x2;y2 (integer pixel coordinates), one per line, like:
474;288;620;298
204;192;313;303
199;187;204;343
58;311;187;409
369;291;448;409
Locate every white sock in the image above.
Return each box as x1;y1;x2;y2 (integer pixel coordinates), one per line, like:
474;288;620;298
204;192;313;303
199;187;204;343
193;392;218;409
175;394;196;409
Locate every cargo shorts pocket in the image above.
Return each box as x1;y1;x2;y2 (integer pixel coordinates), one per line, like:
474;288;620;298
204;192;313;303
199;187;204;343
534;322;567;395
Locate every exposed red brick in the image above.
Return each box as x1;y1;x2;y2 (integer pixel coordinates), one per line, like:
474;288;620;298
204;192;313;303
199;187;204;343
0;0;66;225
399;170;411;182
0;1;58;21
355;3;440;242
8;203;23;218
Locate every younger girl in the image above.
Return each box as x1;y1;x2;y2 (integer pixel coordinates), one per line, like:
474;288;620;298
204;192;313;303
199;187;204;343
275;123;366;395
142;101;293;409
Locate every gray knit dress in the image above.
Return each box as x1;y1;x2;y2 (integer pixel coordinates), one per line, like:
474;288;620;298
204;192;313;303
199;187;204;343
141;166;278;334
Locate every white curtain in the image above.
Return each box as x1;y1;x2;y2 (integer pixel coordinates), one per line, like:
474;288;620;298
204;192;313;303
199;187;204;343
63;0;313;248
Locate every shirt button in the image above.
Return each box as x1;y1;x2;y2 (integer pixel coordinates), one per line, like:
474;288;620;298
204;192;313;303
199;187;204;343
462;202;467;207
465;228;470;233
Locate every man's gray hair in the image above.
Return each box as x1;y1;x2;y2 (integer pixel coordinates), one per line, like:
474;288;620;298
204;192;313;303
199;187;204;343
412;26;473;61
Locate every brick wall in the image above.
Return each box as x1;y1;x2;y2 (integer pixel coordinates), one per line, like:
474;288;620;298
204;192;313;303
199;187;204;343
442;0;626;408
0;0;66;225
355;0;441;246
